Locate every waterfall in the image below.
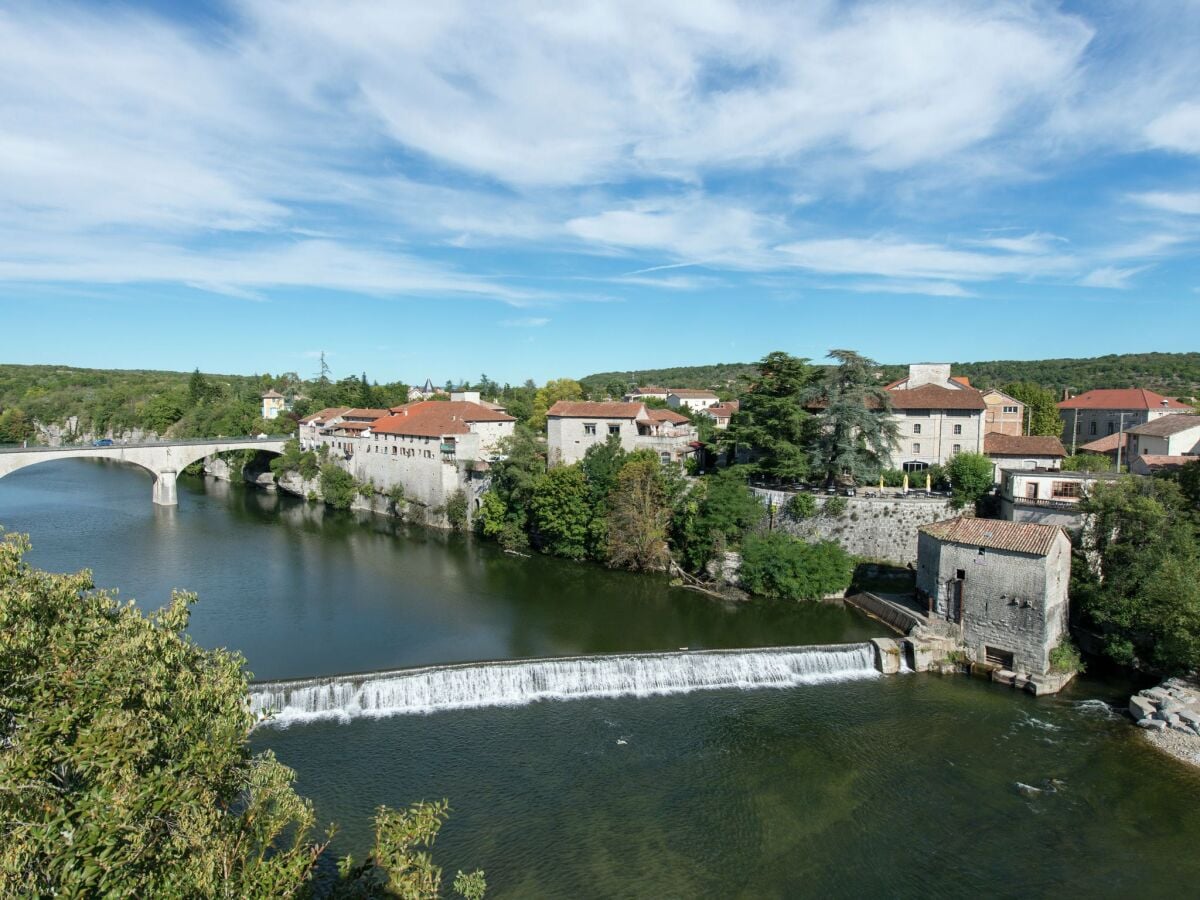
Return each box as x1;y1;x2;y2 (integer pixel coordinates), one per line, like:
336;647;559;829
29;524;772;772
248;643;879;726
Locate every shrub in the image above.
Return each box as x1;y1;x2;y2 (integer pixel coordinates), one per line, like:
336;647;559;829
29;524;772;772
944;452;995;509
1049;640;1086;674
446;489;469;532
785;492;816;520
319;463;357;510
822;495;848;517
738;533;854;601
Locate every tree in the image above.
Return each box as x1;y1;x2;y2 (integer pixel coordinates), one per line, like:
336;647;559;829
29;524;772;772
320;463;358;510
530;465;592;560
670;467;764;571
445;489;469;532
475;427;546;548
805;350;898;486
1062;453;1113;473
1075;478;1200;673
723;351;816;481
944;451;995;509
0;407;33;444
530;378;583;432
187;367;210;407
738;533;855;601
0;533;484;897
607;457;671;570
358;371;375;408
1003;382;1062;436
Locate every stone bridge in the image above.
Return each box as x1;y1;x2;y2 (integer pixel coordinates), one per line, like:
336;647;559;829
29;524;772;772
0;437;289;506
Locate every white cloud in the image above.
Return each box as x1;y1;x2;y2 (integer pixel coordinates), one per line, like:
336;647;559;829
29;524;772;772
1080;265;1149;289
965;232;1066;254
843;280;975;298
1131;191;1200;215
500;317;551;328
1145;102;1200;154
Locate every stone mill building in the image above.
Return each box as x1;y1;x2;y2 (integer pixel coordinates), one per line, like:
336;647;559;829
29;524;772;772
916;517;1071;679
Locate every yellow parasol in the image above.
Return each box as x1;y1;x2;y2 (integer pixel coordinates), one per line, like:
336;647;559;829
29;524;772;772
902;472;909;493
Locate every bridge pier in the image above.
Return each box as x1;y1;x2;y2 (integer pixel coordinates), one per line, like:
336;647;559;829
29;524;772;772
152;470;178;506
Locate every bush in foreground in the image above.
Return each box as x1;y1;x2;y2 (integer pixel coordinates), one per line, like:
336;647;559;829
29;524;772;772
738;532;854;601
0;532;483;897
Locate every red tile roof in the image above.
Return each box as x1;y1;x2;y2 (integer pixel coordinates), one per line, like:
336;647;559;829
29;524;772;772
920;517;1066;556
342;408;391;421
644;408;690;425
298;406;350;425
1078;432;1127;454
1135;455;1195;472
372;401;515;438
984;434;1067;457
668;389;719;398
547;401;645;418
887;383;986;411
1058;389;1191;411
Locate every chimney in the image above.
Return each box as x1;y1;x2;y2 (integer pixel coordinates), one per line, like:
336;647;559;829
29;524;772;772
1062;388;1071;401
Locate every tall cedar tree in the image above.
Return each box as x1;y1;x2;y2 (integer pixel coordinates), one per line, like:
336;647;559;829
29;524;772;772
805;350;899;485
723;351;816;481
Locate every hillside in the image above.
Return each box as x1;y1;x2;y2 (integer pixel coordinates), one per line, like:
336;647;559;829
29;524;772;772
581;352;1200;399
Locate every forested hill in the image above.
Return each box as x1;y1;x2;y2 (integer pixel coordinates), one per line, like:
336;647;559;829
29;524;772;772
581;352;1200;398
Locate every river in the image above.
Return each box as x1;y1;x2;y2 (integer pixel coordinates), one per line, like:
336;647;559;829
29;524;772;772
3;459;1200;898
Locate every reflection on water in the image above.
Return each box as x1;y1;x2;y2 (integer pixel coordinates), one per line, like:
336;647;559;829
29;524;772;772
0;459;888;680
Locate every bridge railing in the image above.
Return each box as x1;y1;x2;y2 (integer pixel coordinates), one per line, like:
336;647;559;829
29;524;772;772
0;435;294;454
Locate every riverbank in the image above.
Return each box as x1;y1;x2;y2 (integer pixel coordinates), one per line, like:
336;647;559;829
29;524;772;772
1130;677;1200;770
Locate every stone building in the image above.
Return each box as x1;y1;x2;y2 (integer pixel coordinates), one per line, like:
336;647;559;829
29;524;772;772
983;433;1066;481
916;517;1071;678
260;389;286;421
1126;414;1200;460
885;364;986;470
1059;388;1193;452
297;407;350;447
546;401;697;466
699;401;739;429
623;386;670;402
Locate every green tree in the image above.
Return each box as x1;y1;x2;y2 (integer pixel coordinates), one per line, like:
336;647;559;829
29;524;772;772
0;407;34;444
474;427;546;549
530;465;592;559
738;533;855;601
1003;382;1062;436
607;457;671;571
445;489;469;532
1062;453;1113;473
806;349;898;486
0;533;484;897
320;463;358;510
670;468;764;571
723;351;816;481
944;451;995;509
530;378;583;432
1075;478;1200;673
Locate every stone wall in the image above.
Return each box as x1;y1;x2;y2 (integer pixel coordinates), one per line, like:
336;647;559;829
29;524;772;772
35;418;159;447
753;488;955;565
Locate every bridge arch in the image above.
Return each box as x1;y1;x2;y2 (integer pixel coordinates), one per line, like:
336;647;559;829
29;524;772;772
0;438;289;506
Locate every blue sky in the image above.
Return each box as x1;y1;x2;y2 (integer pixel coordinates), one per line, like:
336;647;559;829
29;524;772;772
1;0;1198;385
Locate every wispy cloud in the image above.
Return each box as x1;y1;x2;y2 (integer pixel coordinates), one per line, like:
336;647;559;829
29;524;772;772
1130;191;1200;215
500;317;551;328
1080;265;1150;289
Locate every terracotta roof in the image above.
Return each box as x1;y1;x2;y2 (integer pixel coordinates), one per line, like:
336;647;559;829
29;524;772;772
1135;455;1195;472
1058;389;1191;411
1125;413;1200;437
887;383;986;411
920;517;1065;557
984;434;1067;457
261;389;284;399
668;389;719;398
373;401;515;438
644;408;690;425
330;421;371;432
298;406;350;425
951;376;971;386
547;401;645;418
1078;432;1128;454
342;408;391;421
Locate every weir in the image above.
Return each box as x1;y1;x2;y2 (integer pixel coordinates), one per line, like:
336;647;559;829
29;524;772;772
248;643;880;726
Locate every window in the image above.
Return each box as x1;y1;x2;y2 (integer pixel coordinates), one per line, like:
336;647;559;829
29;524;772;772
912;442;921;453
913;423;922;435
1003;405;1019;414
1107;422;1116;435
1090;421;1097;435
1052;481;1081;499
583;423;596;436
953;424;962;435
953;444;961;453
608;424;621;436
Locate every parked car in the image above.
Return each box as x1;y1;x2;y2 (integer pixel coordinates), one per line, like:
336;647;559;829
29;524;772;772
92;438;114;447
256;432;269;439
